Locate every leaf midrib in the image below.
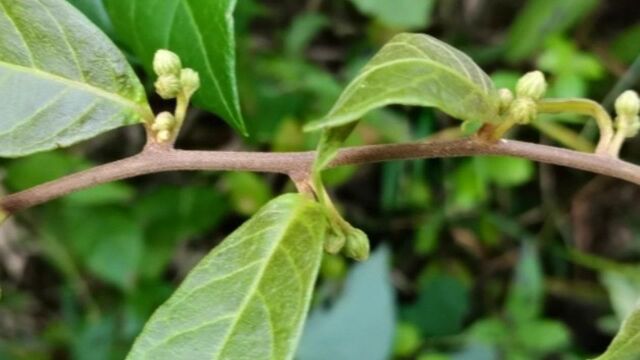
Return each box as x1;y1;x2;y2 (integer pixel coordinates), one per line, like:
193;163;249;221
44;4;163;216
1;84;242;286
211;200;311;360
0;61;145;115
330;57;490;118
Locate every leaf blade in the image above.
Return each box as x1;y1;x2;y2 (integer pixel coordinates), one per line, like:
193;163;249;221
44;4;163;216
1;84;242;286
594;303;640;360
105;0;246;134
0;0;149;157
305;33;498;132
127;194;326;360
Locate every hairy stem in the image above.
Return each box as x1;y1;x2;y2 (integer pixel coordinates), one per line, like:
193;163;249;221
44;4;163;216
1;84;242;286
3;138;640;214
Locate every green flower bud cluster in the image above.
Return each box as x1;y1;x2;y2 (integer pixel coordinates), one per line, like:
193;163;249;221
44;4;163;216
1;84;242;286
153;49;200;100
151;112;177;142
498;71;548;126
323;221;370;261
614;90;640;138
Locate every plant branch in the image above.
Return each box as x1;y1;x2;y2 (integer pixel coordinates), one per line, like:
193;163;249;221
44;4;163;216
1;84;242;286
3;138;640;214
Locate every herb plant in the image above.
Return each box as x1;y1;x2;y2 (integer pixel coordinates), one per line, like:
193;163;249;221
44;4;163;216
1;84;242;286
1;0;639;359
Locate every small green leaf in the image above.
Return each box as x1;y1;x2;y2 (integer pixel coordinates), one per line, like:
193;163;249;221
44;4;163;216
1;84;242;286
305;33;497;132
105;0;246;134
127;194;326;360
0;0;150;158
594;304;640;360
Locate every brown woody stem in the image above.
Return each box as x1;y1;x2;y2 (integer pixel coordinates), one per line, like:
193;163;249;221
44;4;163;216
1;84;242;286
3;138;640;214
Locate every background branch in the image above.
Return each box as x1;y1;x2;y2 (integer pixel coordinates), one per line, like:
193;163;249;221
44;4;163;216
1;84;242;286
3;138;640;214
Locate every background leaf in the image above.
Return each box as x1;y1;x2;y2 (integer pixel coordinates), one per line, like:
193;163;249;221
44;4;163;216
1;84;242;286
0;0;150;157
297;246;396;360
105;0;246;134
505;0;599;62
127;194;326;360
349;0;437;30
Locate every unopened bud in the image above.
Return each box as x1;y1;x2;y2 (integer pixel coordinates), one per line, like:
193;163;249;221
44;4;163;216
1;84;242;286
152;112;176;132
343;227;370;261
516;71;547;100
156;130;172;143
510;98;537;125
324;229;346;254
155;75;181;100
180;68;201;98
153;49;182;77
498;88;514;113
615;90;640;119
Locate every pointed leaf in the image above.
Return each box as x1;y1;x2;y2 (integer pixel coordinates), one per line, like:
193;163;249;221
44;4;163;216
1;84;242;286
105;0;246;134
127;194;327;360
305;33;498;132
0;0;150;158
594;302;640;360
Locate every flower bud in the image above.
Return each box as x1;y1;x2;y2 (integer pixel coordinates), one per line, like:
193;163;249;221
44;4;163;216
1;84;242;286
156;130;172;143
510;98;537;125
153;49;182;76
615;90;640;119
152;112;176;132
324;229;346;254
498;88;514;114
343;227;370;261
180;68;201;98
155;75;181;100
516;71;547;100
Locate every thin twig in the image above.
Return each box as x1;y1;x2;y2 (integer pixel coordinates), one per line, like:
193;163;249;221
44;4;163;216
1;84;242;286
3;138;640;214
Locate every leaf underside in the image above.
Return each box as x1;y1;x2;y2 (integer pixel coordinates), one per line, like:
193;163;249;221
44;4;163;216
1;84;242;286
305;33;498;132
105;0;246;135
127;194;327;360
0;0;149;158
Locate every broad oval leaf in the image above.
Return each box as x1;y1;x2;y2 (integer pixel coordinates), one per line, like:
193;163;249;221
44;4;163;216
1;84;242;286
305;33;498;132
594;303;640;360
0;0;150;158
105;0;246;135
127;194;327;360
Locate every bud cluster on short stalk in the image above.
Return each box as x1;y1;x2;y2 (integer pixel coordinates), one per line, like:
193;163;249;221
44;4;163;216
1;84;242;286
152;112;177;142
614;90;640;138
500;71;547;126
152;49;200;100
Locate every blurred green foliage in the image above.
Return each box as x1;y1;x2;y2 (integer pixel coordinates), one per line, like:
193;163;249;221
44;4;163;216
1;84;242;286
2;0;640;359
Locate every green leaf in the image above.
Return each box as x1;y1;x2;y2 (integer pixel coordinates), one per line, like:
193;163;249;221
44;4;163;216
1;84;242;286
595;303;640;360
66;0;114;37
505;242;543;323
0;0;150;158
505;0;598;62
479;156;535;188
298;247;395;360
127;194;327;360
105;0;246;134
404;273;470;337
223;172;273;216
350;0;436;29
305;33;497;132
